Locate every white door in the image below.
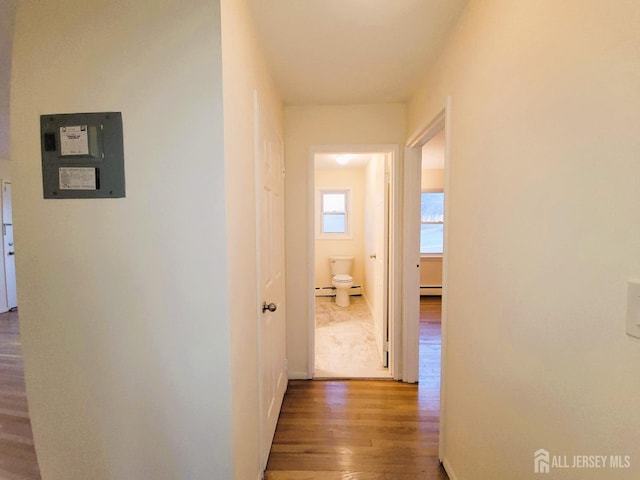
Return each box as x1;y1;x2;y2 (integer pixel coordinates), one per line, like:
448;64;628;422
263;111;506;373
372;156;390;366
2;182;12;225
3;225;16;310
255;92;287;469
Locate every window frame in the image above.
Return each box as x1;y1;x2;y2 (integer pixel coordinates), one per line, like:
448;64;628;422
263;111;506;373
420;189;444;256
316;188;352;239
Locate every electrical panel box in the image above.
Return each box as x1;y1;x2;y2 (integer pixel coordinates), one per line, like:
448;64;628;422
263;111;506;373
40;112;125;199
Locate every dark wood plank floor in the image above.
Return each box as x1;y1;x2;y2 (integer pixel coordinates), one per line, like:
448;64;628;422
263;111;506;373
0;310;40;480
265;296;446;480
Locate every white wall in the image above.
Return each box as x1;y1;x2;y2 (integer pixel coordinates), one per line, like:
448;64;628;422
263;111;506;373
314;167;365;289
0;0;14;311
220;0;284;477
12;1;234;479
0;0;15;177
284;104;406;378
409;1;640;478
0;0;16;160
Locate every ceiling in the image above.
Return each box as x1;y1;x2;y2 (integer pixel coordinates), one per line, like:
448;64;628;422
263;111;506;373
246;0;468;105
315;153;374;170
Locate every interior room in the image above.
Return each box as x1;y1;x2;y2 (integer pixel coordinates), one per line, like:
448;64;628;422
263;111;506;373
313;152;391;378
420;129;445;297
4;1;640;479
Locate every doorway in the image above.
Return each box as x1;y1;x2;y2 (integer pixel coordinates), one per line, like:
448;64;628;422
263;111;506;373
418;129;445;415
309;145;400;379
0;180;16;313
2;181;16;311
404;103;450;462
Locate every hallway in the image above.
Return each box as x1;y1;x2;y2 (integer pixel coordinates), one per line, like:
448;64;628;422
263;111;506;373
265;297;445;479
0;298;442;480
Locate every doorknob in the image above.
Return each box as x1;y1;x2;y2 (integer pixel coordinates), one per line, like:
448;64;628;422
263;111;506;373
7;252;14;256
262;302;277;313
369;254;377;259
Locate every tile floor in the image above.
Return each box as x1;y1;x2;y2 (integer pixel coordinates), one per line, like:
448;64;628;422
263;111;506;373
314;295;391;378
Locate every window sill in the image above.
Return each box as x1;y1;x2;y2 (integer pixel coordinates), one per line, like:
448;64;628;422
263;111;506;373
420;253;443;259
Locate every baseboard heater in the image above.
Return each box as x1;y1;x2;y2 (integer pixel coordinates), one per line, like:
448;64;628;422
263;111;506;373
315;285;363;297
420;285;442;296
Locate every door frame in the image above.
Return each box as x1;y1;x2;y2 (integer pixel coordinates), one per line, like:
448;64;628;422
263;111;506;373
307;144;402;380
405;98;452;462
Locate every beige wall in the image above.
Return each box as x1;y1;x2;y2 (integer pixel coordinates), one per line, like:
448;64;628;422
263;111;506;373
314;167;365;289
421;168;444;191
220;0;283;478
409;0;640;478
284;104;406;378
420;167;445;287
420;257;443;288
12;1;234;479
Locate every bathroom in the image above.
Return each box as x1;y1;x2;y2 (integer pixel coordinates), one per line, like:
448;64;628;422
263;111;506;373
313;152;390;378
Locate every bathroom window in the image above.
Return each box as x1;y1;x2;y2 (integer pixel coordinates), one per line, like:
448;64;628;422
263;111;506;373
318;189;350;238
421;191;444;254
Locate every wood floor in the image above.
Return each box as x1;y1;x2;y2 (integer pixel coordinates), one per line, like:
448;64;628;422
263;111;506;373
265;297;446;480
0;310;40;480
0;299;443;480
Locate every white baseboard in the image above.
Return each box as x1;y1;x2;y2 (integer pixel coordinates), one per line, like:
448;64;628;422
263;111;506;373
442;456;458;480
420;286;442;296
288;370;310;380
315;285;363;297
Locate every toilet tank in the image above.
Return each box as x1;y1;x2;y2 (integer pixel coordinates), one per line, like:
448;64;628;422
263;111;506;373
329;256;353;276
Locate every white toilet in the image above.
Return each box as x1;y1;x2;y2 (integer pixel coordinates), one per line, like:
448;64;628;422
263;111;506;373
330;256;354;307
